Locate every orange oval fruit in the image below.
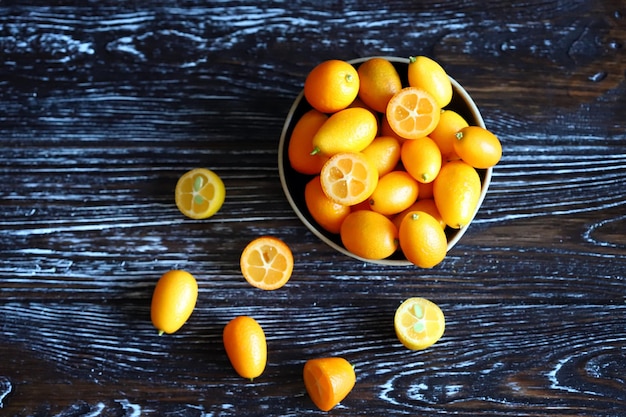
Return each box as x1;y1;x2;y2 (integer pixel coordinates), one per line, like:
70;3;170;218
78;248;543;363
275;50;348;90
320;152;378;206
151;270;198;335
399;211;447;268
288;109;329;175
340;210;398;260
361;136;401;177
394;297;445;350
430;109;469;158
454;125;502;169
223;316;267;380
407;55;453;108
400;136;442;183
312;107;378;155
386;87;441;140
175;168;226;219
305;176;351;234
240;236;294;290
433;160;482;229
357;57;403;113
369;170;419;216
303;357;356;411
304;60;359;113
393;198;446;231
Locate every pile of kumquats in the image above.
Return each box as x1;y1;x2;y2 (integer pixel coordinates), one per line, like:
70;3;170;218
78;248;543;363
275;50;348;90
289;56;502;268
148;56;502;412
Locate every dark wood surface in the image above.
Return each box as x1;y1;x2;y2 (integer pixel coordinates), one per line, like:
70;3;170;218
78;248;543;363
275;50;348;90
1;1;625;416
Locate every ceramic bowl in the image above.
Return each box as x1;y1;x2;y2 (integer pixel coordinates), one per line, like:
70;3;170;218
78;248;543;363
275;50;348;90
278;56;492;266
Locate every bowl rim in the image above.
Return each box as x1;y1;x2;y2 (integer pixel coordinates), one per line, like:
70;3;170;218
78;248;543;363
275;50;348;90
278;56;492;266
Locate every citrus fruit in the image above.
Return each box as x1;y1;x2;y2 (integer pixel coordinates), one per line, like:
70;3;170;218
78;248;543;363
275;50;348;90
380;114;407;143
311;107;378;155
304;176;351;234
357;57;403;113
454;125;502;169
151;270;198;335
303;357;356;411
288;109;329;175
223;316;267;380
369;170;419;216
386;87;441;140
433;160;482;229
361;136;401;177
240;236;294;290
430;109;469;158
407;55;453;108
320;152;378;206
400;136;442;183
398;211;447;268
175;168;226;219
304;59;359;113
394;297;445;350
340;210;398;260
393;198;446;231
418;179;434;199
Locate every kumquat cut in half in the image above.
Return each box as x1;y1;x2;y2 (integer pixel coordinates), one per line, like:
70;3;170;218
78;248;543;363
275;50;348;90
175;168;226;219
303;357;356;412
385;86;441;140
319;152;379;206
240;236;294;290
394;297;445;351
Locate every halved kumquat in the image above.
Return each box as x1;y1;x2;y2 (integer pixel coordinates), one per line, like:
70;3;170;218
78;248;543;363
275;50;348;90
386;87;441;140
175;168;225;219
303;357;356;412
320;152;378;206
240;236;294;290
394;297;445;350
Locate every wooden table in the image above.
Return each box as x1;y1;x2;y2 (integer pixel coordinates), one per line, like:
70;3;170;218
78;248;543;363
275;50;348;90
1;1;625;415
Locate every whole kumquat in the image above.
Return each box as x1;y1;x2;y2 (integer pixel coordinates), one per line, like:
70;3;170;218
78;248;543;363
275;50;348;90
454;125;502;169
430;109;469;158
386;87;441;140
407;55;453;108
357;57;403;113
240;236;294;290
340;210;398;260
305;176;351;234
223;316;267;380
288;109;329;175
151;270;198;335
319;152;379;206
369;170;419;216
394;297;445;350
304;59;360;113
400;136;442;184
361;136;402;177
393;198;446;231
433;160;482;229
311;107;378;155
399;211;447;268
303;357;356;411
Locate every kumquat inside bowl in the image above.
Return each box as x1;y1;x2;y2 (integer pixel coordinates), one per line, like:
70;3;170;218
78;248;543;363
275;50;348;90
278;56;495;267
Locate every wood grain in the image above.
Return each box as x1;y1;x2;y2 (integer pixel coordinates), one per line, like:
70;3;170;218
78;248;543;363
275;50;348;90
1;1;625;415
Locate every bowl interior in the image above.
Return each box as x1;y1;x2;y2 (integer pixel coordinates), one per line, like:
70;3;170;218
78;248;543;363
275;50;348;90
278;56;492;266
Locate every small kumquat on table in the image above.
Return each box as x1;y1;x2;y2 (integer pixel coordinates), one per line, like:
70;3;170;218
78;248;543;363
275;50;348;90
395;297;446;350
175;168;225;220
303;357;356;411
240;236;294;290
223;316;267;380
150;270;198;336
